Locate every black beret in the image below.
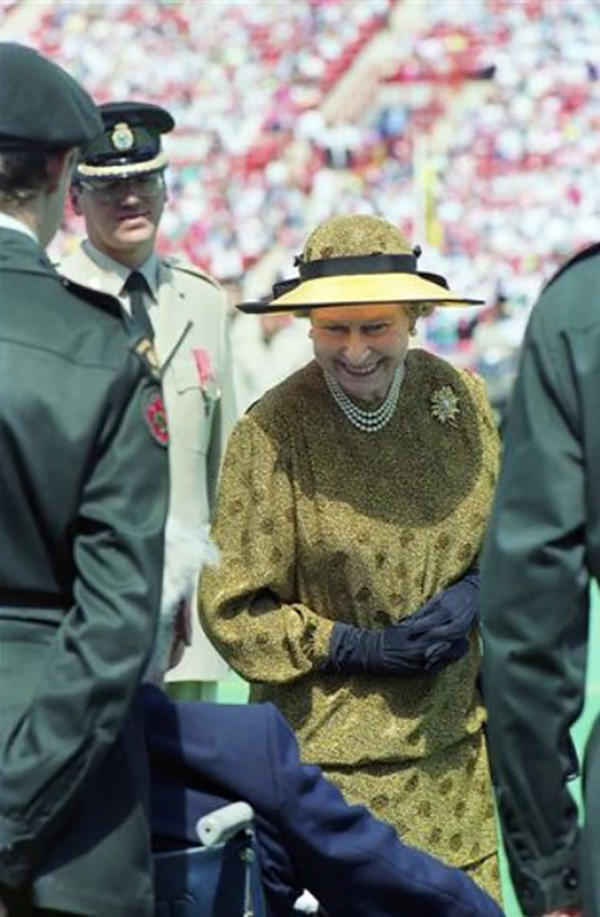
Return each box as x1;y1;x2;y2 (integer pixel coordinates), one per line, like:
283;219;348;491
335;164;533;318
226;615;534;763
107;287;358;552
75;101;175;180
0;43;101;151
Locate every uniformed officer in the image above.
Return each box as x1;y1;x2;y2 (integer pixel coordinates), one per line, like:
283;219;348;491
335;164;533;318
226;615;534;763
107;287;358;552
0;44;169;916
480;245;600;917
57;100;237;700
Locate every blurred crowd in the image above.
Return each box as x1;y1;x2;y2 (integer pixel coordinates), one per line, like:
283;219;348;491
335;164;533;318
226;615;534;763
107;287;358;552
2;0;600;418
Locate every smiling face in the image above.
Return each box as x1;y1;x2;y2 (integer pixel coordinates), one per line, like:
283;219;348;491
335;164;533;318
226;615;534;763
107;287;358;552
71;173;166;267
310;303;413;402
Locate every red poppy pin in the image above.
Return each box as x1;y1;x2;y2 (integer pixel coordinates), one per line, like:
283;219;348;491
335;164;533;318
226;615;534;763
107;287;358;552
145;392;169;446
192;347;220;399
193;348;214;385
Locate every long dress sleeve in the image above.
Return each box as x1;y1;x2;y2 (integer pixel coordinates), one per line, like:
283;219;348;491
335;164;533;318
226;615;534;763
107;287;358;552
199;413;334;683
206;290;239;517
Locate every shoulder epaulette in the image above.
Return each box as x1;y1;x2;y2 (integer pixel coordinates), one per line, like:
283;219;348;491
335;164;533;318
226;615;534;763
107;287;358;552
162;256;220;288
55;273;122;319
543;242;600;292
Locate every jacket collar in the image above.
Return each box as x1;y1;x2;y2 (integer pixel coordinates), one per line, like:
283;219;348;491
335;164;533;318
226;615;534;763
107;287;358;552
59;240;193;368
0;226;55;276
0;211;38;243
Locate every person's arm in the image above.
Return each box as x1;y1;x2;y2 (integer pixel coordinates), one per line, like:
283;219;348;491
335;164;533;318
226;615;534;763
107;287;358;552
325;568;479;675
199;415;334;683
141;689;502;917
266;704;503;917
206;291;239;516
481;284;592;915
0;359;169;887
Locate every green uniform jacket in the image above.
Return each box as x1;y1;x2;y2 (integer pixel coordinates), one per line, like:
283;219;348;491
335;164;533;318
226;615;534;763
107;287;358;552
480;244;600;915
0;228;169;916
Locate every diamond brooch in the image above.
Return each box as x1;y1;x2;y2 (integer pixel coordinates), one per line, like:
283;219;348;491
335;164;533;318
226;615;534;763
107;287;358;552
430;385;460;424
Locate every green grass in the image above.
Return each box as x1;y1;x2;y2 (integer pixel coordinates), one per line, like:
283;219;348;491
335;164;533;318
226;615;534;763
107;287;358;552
216;672;249;704
213;588;600;913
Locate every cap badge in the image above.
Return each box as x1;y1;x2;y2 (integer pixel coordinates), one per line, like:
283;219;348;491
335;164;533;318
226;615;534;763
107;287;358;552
430;385;460;425
111;121;134;151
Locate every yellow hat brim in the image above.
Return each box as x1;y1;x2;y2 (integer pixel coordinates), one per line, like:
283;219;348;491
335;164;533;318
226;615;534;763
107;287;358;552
238;273;484;314
269;273;482;310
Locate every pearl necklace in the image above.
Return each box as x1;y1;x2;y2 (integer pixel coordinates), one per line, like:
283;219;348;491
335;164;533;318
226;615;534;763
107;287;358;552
324;365;404;433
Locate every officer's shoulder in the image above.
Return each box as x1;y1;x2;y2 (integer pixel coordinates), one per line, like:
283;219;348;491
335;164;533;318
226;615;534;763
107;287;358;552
52;274;156;377
162;256;221;289
57;272;122;321
532;242;600;336
543;242;600;292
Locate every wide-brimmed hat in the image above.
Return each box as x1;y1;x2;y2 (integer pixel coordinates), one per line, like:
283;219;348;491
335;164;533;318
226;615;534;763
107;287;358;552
238;215;483;314
74;100;174;181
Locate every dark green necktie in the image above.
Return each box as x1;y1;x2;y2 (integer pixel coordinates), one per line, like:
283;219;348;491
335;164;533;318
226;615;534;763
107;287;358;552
124;270;154;340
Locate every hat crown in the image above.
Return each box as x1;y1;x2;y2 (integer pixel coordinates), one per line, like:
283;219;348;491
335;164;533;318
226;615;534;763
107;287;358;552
0;42;101;150
98;101;175;133
303;215;413;262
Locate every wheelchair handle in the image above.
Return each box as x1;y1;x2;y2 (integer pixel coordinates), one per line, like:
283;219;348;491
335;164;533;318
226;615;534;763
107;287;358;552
196;801;255;847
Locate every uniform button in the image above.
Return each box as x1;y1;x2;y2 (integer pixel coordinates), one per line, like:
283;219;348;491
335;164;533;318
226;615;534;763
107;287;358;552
519;880;544;913
521;881;533;900
562;867;579;890
0;844;16;864
0;838;31;864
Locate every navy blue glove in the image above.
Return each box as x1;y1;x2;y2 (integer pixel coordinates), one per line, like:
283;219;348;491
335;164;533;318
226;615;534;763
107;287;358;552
325;569;479;677
406;568;479;671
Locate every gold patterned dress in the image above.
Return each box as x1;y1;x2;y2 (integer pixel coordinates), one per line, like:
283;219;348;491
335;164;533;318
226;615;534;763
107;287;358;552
200;349;501;897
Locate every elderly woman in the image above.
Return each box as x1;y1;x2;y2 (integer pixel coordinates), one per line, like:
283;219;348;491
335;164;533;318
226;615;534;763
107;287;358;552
199;215;501;898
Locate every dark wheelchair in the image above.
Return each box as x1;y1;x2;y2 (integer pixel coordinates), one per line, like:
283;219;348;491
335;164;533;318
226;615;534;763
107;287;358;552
153;801;269;916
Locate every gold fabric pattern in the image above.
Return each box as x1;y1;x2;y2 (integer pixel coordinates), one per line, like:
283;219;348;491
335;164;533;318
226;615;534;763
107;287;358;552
464;853;502;902
200;349;500;885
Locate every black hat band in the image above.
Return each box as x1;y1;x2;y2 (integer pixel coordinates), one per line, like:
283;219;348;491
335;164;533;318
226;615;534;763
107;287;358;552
85;143;158;167
271;254;450;299
298;253;417;279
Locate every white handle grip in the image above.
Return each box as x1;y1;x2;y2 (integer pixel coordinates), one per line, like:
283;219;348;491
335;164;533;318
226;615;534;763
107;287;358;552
196;801;255;847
